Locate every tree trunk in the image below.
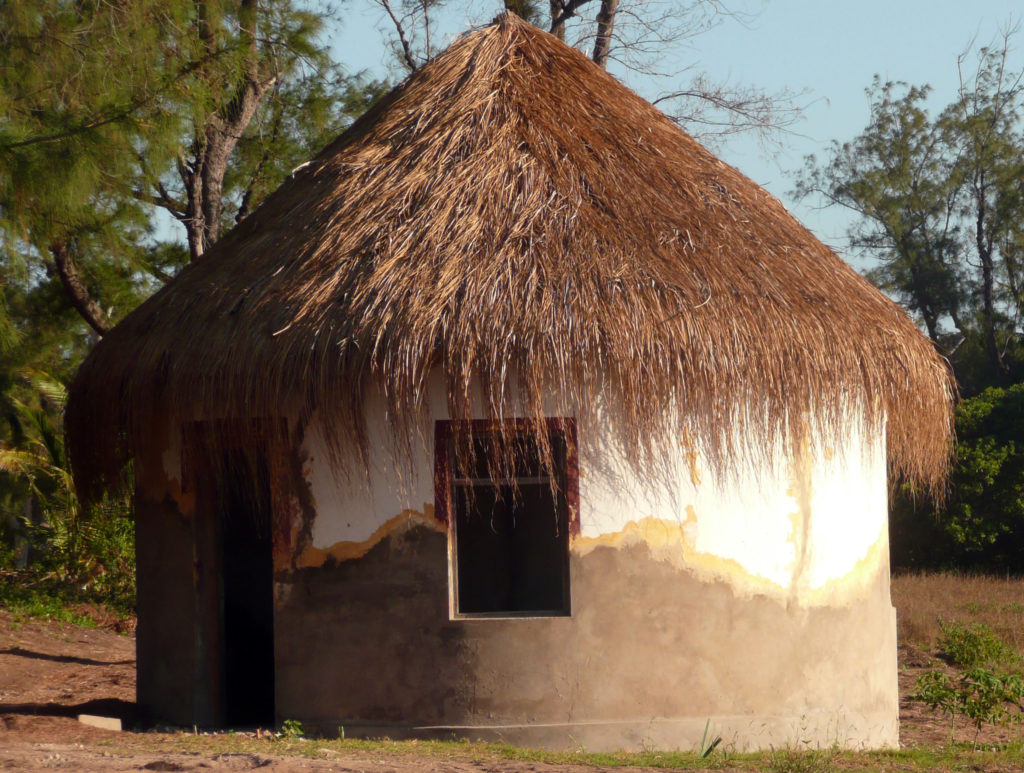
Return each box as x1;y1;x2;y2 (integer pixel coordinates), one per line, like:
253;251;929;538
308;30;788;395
895;233;942;345
549;0;565;39
49;241;107;336
592;0;618;69
974;172;1008;376
181;0;274;260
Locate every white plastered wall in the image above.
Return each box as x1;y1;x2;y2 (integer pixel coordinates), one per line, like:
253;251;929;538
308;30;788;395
299;372;889;607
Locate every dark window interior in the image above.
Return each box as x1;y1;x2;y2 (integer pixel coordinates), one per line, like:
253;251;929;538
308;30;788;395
451;429;571;616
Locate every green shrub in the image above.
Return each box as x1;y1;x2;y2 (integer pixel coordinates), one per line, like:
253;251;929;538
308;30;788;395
915;667;1024;746
937;620;1020;670
890;384;1024;572
0;370;135;618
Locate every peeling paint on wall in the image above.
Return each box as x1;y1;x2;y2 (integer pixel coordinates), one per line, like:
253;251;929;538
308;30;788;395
293;377;889;610
569;512;886;607
294;508;444;568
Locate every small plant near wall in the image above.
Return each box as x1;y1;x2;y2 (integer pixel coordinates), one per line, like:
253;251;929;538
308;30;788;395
279;719;306;740
915;668;1024;747
915;620;1024;748
697;718;723;759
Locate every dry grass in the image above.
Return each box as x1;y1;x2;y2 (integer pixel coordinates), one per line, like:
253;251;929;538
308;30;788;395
66;13;954;506
892;570;1024;654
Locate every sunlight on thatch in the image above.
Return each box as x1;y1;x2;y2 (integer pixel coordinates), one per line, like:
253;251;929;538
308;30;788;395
65;13;954;501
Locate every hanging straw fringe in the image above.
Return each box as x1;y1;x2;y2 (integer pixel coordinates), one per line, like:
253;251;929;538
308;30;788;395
65;13;955;504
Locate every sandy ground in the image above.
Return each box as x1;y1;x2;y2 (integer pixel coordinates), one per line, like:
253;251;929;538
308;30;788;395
0;609;1017;771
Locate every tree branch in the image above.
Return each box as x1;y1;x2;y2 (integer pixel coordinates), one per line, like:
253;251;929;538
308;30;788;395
377;0;419;72
0;46;233;151
549;0;592;36
549;0;566;39
49;242;107;336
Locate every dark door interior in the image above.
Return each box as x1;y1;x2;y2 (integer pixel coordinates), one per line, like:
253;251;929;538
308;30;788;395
216;449;275;726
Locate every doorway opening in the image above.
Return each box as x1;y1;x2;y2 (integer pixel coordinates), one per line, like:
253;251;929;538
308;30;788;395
215;448;275;726
186;422;279;729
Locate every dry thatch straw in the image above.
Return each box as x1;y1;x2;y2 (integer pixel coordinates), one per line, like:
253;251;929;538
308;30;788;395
66;13;954;502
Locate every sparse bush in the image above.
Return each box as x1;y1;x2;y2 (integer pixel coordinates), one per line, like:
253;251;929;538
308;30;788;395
915;666;1024;747
937;620;1020;670
892;572;1024;653
0;370;135;619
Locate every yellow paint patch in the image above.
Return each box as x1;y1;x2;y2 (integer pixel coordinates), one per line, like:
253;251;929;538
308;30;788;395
294;507;444;568
571;513;886;608
796;530;889;606
174;488;197;517
572;516;788;600
785;433;813;594
573;515;687;554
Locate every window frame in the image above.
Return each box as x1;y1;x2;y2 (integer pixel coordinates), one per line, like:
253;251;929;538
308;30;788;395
434;418;579;619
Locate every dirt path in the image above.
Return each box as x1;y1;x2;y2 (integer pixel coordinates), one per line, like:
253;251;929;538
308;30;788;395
0;609;1016;771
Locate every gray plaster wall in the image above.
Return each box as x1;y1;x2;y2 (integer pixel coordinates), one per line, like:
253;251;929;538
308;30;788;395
273;521;898;751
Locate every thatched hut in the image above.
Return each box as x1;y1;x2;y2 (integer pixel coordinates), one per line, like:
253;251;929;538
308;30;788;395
66;14;953;751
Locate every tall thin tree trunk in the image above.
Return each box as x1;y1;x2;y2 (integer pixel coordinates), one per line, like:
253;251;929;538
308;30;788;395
592;0;618;69
182;0;274;261
975;173;1008;376
549;0;565;39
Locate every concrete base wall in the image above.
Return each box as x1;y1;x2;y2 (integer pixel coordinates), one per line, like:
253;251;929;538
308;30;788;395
317;715;898;752
274;522;898;751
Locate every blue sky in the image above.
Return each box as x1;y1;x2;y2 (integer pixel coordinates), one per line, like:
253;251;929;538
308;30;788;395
329;0;1023;267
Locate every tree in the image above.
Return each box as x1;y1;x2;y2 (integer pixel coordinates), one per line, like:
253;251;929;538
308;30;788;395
945;40;1024;380
0;0;191;336
1;0;388;337
795;79;966;344
890;384;1024;572
795;34;1024;391
0;1;386;586
133;0;387;262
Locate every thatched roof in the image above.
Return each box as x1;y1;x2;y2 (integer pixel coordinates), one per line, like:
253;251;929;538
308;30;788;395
66;13;954;500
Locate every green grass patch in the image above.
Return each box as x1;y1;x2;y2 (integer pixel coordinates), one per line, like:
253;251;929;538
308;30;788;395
84;732;1024;773
1;583;96;627
0;569;132;628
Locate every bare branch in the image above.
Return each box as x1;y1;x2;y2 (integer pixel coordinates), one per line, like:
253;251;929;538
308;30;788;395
549;0;566;39
550;0;592;35
654;75;810;149
375;0;420;72
422;0;433;61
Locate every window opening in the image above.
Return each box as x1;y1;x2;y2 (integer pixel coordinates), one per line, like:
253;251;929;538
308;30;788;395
439;420;576;617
